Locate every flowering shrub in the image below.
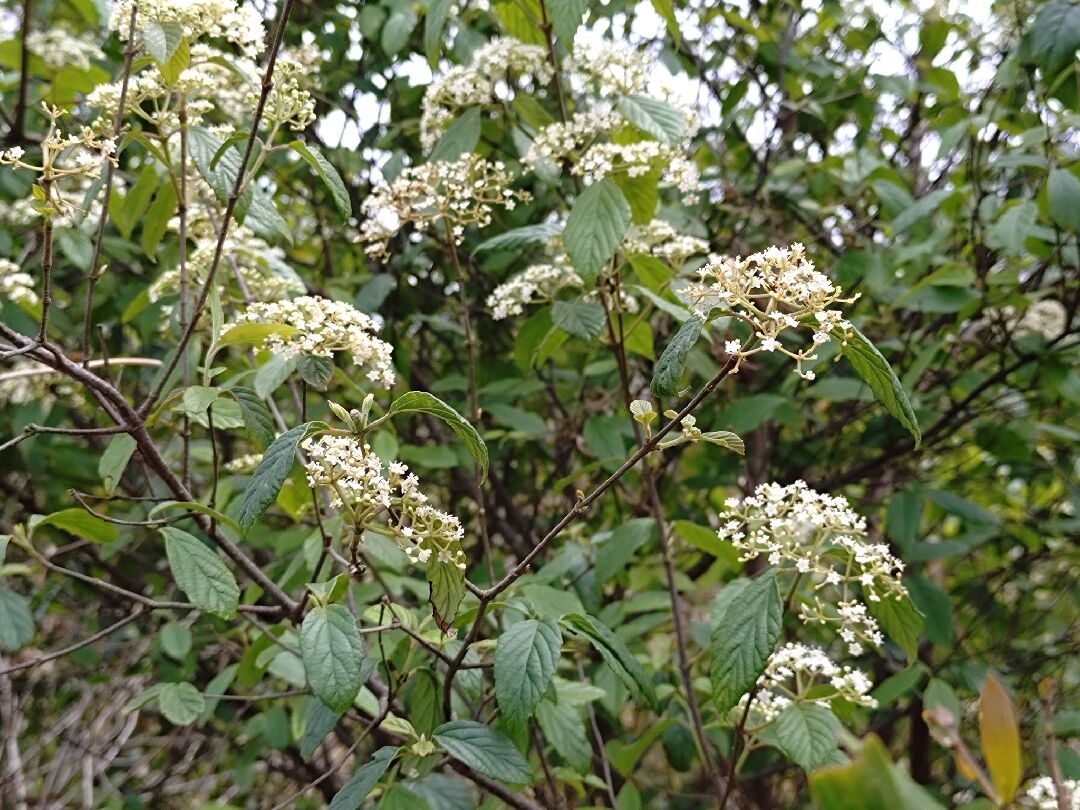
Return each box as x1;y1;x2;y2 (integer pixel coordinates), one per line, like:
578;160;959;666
0;0;1076;808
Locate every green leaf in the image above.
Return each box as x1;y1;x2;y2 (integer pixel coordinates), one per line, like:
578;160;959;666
188;126;288;242
617;95;687;146
329;747;400;810
158;36;190;85
986;201;1036;255
868;594;925;662
160;622;192;660
428;559;466;632
492;0;545;45
157;682;205;725
474;222;562;253
547;0;588;43
142;20;184;64
709;570;782;712
773;703;840;771
561;613;657;709
238;422;315;532
614;166;661;225
841;327;920;446
0;586;34;651
289;140;351;220
1047;168;1080;231
296;354;335;390
300;604;366;713
161;527;241;619
551;299;605;340
424;0;453;63
594;518;656;584
379;786;432;810
230;387;276;449
495;618;562;724
381;7;416;55
218;321;299;348
98;433;136;495
1019;0;1080;76
430;107;481;163
872;664;927;705
141;181;177;257
403;668;443;737
30;508;117;544
535;699;592;772
389;392;488;480
434;720;533;784
300;700;343;761
809;736;944;809
650;316;703;397
563;179;631;283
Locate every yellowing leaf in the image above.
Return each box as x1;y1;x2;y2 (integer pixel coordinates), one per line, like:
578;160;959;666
979;673;1021;803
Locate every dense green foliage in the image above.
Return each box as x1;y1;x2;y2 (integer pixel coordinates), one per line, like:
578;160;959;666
0;0;1077;808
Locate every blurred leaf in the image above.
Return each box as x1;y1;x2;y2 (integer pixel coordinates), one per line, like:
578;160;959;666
979;674;1022;803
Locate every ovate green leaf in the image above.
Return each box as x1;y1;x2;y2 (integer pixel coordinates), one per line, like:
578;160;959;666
98;433;136;495
563;179;631;283
434;720;533;784
841;327;920;446
617;95;687;146
495;618;562;723
161;527;240;619
289;140;351;220
650;316;703;397
300;604;366;713
389;391;488;480
0;586;34;651
238;421;316;532
709;570;782;712
773;703;841;771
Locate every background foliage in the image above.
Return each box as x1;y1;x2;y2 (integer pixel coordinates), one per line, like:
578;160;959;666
0;0;1078;808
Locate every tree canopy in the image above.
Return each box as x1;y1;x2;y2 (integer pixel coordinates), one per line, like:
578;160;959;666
0;0;1077;808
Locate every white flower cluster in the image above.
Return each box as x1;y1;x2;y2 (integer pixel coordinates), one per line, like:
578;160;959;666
250;59;316;131
575;141;700;200
224;452;263;473
683;243;858;381
26;29;103;72
223;296;396;387
420;37;552;150
0;260;38;307
718;480;907;655
358;155;529;259
524;110;624;173
737;642;877;724
566;40;649;95
302;435;466;571
110;0;265;60
0;362;84;409
88;42;317;136
1011;298;1067;341
149;219;304;305
623;219;710;267
488;258;582;320
1024;777;1079;809
1;105;117;207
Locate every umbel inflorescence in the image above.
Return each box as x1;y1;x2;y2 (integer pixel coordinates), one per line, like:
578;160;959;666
718;480;907;655
302;434;466;572
736;642;877;724
222;296;396;387
682;243;858;381
358;155;529;260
